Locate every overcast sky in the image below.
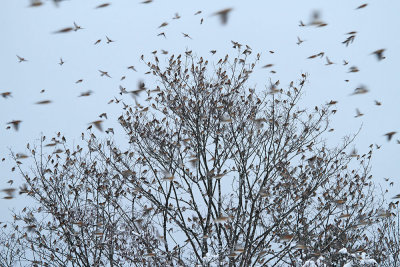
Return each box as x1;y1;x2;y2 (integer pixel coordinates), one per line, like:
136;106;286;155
1;0;399;220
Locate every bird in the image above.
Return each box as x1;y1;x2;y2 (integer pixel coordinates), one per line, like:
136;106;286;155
95;3;110;8
141;0;152;3
17;55;27;63
79;90;93;97
53;27;73;34
106;36;114;44
342;35;356;47
212;8;233;25
354;108;364;118
99;113;107;119
325;57;334;65
158;22;168;28
371;49;386;61
262;64;274;68
99;70;111;78
7;120;22;131
374;100;382;106
296;36;304;45
94;39;101;45
127;66;137;72
35;100;52;105
384;131;397;141
348;66;359;73
73;22;83;31
172;13;181;19
343;60;349;65
1;92;12;98
350;85;369;95
90;120;103;131
356;3;368;9
299;21;306;27
182;33;192;39
29;0;43;7
157;32;166;38
194;11;202;15
59;58;65;66
75;79;83;84
210;50;217;54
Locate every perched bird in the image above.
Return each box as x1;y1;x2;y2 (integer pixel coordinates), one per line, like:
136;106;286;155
212;8;233;25
99;70;111;78
17;55;27;63
371;49;386;61
7;120;22;131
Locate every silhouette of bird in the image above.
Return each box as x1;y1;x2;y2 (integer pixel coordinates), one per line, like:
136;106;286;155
356;3;368;9
99;70;111;78
59;58;64;65
73;22;83;31
17;55;27;63
7;120;22;131
106;36;114;44
212;8;233;25
182;33;192;39
296;36;304;45
371;49;386;61
95;3;110;8
384;131;397;141
1;92;12;98
53;27;73;34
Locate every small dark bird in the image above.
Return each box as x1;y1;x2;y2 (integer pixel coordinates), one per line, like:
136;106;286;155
29;0;43;7
90;120;104;131
127;66;137;71
157;32;166;38
59;58;64;65
384;131;397;141
371;49;386;61
95;3;110;8
213;8;233;25
182;32;192;39
94;39;101;45
1;92;12;98
374;100;382;106
210;50;217;54
194;11;202;15
17;55;27;63
79;90;93;97
99;70;111;78
356;3;368;9
53;27;73;34
106;36;114;44
73;22;83;31
7;120;22;131
35;100;52;105
158;22;168;28
296;36;304;45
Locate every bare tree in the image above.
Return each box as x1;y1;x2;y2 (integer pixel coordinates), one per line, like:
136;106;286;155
4;46;385;266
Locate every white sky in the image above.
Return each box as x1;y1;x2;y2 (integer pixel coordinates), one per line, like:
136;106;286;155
0;0;399;221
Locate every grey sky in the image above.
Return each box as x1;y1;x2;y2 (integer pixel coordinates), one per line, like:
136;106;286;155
1;0;399;219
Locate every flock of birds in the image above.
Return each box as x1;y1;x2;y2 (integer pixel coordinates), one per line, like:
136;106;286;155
0;1;398;199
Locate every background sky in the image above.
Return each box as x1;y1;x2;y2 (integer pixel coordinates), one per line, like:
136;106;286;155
0;0;399;221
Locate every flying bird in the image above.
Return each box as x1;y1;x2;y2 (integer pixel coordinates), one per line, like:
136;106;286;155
95;3;110;8
17;55;27;63
296;36;304;45
106;36;115;44
59;58;65;65
384;131;397;141
182;32;192;39
73;22;83;31
53;27;73;34
94;39;102;45
99;70;111;78
7;120;22;131
356;3;368;9
1;92;12;98
90;120;104;131
371;49;386;61
212;8;233;25
35;100;52;105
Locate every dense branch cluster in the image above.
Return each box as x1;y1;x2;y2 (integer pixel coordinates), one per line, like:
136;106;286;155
1;48;398;266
